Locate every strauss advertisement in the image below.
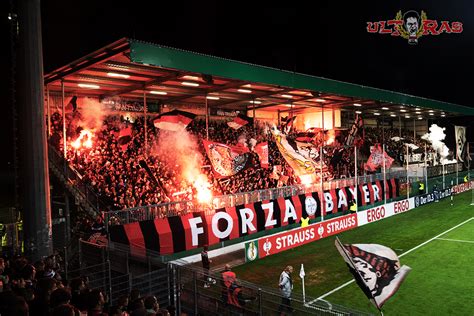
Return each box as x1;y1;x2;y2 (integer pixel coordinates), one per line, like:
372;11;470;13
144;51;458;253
252;214;358;259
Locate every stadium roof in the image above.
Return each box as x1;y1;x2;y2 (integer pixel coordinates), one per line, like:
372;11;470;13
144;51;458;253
44;38;474;118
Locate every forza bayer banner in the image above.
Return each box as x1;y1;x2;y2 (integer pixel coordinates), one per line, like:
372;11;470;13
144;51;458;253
110;179;399;256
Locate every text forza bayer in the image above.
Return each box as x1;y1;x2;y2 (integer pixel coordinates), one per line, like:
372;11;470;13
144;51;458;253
188;180;397;247
109;179;399;254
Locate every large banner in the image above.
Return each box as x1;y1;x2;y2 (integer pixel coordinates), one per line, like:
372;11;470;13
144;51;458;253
110;179;399;255
202;140;250;178
454;126;467;164
272;128;329;182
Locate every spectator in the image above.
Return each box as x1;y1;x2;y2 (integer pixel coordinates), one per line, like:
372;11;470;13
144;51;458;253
128;289;143;313
278;265;294;315
86;289;107;316
50;288;72;308
143;295;159;315
70;277;87;312
220;264;237;304
30;278;57;316
201;245;213;288
51;304;78;316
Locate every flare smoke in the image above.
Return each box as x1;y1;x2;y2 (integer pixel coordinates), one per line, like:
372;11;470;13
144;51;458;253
422;124;455;164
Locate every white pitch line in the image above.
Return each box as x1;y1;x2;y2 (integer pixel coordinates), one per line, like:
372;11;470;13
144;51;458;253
308;217;474;305
436;238;474;244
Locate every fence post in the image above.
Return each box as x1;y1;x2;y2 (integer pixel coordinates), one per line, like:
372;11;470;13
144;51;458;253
176;266;181;316
78;239;83;269
64;246;68;277
148;257;152;295
167;263;171;307
193;270;198;315
258;288;263;315
107;259;112;305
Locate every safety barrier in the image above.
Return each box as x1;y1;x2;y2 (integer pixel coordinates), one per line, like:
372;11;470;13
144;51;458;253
73;239;370;315
105;170;408;226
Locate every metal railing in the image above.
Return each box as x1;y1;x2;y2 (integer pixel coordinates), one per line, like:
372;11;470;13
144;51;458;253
73;240;370;315
48;145;106;213
105;170;407;226
176;264;371;315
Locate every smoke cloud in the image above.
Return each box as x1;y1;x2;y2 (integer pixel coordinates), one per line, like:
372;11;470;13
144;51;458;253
151;129;211;201
422;124;456;164
78;97;108;130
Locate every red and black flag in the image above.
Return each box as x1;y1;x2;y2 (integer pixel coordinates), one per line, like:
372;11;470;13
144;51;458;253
202;140;250;178
117;126;133;151
335;237;411;310
153;109;196;131
345;114;364;146
281;116;297;134
65;96;78;113
227;113;254;130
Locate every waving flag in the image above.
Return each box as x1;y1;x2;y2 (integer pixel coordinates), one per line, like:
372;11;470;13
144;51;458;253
345;114;363;146
202;140;250;178
281;116;297;134
335;237;411;310
227;114;254;130
254;142;269;169
117;126;133;151
454;126;467;164
271;127;328;183
153;110;196;131
365;144;394;171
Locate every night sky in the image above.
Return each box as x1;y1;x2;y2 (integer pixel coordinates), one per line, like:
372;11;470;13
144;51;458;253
1;1;473;201
39;0;474;105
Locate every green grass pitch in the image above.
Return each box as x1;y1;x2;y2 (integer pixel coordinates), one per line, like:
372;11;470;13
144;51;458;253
233;191;474;315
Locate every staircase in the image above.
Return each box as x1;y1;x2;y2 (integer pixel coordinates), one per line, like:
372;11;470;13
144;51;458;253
48;145;100;216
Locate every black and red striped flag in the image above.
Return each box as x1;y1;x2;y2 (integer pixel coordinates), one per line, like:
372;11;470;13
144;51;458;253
153;110;196;131
227;113;254;130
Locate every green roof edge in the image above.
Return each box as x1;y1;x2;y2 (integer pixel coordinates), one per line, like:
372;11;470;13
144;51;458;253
129;39;473;115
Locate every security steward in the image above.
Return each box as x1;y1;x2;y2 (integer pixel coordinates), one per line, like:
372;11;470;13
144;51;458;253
349;199;357;213
419;182;425;195
0;223;7;256
300;216;310;228
221;264;237;304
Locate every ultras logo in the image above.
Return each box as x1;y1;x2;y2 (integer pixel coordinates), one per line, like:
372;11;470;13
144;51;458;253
367;10;463;44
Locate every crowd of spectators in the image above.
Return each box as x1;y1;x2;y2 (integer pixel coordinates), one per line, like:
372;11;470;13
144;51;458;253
0;255;176;315
49;111;433;213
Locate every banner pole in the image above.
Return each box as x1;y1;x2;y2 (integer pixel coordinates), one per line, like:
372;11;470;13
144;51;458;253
455;127;459;185
205;94;209;140
383;144;387;204
61;80;66;159
424;143;428;193
320;106;325;220
143;91;148;158
320;145;324;221
354;146;358;212
443;163;445;190
406;144;409;199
